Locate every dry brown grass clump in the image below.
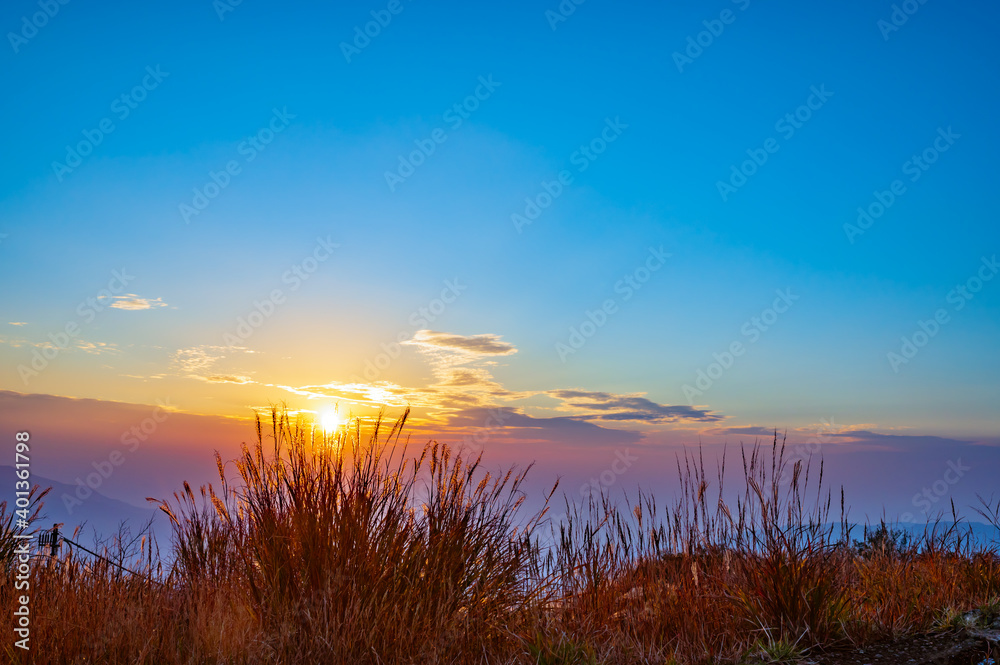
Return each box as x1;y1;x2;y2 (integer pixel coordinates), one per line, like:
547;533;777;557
1;411;997;664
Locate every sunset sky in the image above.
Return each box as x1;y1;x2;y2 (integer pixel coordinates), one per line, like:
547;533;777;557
2;0;998;522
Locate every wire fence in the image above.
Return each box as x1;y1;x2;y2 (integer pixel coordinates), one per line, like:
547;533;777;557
33;524;166;586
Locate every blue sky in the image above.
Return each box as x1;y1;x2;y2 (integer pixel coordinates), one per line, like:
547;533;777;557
1;0;998;519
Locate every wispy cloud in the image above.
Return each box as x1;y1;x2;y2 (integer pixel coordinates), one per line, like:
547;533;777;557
0;336;119;355
440;367;498;387
703;425;779;436
172;345;254;382
547;389;722;423
8;322;27;326
201;374;255;385
271;331;726;447
447;407;643;447
398;330;525;410
75;340;120;355
173;346;224;374
274;380;434;409
108;294;168;310
404;330;517;356
824;430;976;453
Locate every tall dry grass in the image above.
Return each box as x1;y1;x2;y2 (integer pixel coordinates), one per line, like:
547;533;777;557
158;407;553;661
1;410;997;664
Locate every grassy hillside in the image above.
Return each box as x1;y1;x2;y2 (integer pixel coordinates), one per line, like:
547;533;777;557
2;409;998;664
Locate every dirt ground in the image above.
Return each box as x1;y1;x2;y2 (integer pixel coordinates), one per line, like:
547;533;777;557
808;630;996;665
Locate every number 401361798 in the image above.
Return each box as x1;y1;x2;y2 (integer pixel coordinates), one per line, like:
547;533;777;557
14;432;31;526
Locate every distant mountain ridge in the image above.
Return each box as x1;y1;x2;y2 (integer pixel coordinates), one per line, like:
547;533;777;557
5;466;996;560
1;466;172;554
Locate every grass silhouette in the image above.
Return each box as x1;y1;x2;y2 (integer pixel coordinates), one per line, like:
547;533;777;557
1;408;997;663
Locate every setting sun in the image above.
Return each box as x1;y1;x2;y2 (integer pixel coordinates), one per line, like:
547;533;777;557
320;410;341;434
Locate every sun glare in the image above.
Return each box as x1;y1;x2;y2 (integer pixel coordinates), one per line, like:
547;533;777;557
320;410;341;434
